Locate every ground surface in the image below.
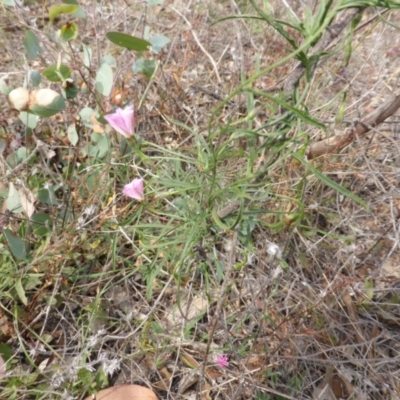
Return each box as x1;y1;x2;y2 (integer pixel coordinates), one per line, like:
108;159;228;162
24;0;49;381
0;1;400;399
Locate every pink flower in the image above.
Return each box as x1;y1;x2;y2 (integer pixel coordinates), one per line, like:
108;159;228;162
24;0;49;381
123;178;144;201
104;104;135;138
216;354;229;368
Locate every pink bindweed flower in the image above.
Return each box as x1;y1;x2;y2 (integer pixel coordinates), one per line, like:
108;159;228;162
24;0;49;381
123;178;144;201
104;104;135;138
216;354;229;368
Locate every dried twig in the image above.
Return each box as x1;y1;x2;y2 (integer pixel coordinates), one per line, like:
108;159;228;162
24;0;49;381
307;92;400;159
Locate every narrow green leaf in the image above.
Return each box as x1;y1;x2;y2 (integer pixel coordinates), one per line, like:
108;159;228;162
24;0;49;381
23;31;42;60
293;153;368;209
251;89;326;129
95;63;113;96
15;279;28;306
82;44;92;68
3;229;27;260
48;4;79;23
106;32;151;51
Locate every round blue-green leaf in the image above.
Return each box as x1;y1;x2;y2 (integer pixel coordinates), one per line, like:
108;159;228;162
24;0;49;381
101;54;117;68
67;124;79;146
31;213;52;236
24;31;42;60
49;4;79;23
6;182;22;213
95;63;113;97
60;22;78;41
29;70;41;87
4;229;27;260
43;64;71;82
106;32;151;51
133;58;156;79
19;112;38;129
30;95;66;117
149;34;170;53
62;0;87;18
64;81;79;99
38;186;59;206
0;79;10;95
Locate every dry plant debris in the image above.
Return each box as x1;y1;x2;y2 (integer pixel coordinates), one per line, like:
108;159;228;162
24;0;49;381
0;1;400;399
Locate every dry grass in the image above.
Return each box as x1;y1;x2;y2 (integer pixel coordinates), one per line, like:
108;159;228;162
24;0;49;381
0;1;400;399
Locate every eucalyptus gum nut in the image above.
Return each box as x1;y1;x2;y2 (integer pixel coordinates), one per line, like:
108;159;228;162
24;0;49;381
8;87;30;111
84;384;158;400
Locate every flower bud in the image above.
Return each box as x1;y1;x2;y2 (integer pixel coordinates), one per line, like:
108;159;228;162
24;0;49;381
8;87;30;111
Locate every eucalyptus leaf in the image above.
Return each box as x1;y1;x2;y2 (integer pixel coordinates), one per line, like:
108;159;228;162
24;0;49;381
106;32;151;51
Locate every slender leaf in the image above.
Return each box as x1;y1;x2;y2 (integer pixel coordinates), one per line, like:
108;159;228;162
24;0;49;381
293;153;368;209
106;32;151;51
15;279;28;305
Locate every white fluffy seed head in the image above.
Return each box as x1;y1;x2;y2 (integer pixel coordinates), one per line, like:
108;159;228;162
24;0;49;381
31;88;60;107
267;242;282;259
8;87;30;110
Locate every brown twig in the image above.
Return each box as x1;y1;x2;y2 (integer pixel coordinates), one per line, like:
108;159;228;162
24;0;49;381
307;93;400;159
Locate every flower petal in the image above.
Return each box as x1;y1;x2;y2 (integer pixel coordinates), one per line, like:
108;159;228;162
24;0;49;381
119;105;135;136
104;104;135;138
216;354;229;368
123;178;144;201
